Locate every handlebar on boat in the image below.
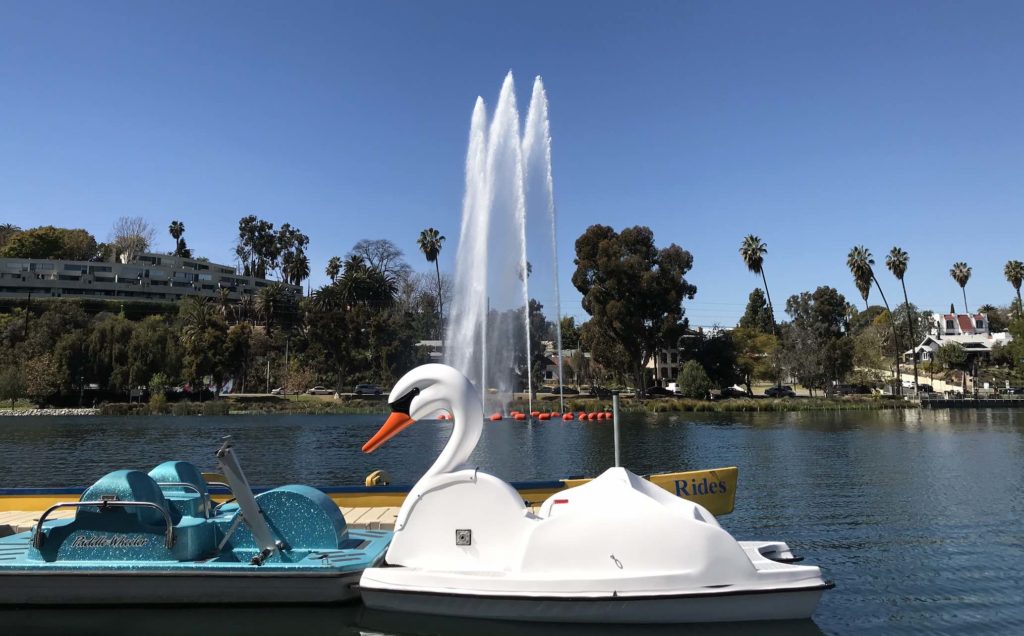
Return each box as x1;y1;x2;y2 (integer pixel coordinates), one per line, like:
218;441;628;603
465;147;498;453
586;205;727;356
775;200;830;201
32;500;176;550
156;481;210;518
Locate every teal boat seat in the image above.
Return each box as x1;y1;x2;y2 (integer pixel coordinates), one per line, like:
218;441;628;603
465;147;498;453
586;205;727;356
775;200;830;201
148;461;210;518
27;470;218;562
80;470;177;526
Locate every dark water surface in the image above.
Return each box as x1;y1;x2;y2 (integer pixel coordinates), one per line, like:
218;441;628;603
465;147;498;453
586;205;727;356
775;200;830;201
1;409;1022;635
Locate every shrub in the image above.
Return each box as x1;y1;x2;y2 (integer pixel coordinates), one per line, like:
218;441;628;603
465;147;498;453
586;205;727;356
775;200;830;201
148;393;168;414
201;400;230;416
676;361;713;399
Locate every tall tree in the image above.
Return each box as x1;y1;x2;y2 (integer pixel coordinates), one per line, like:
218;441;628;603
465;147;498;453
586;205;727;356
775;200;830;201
847;245;874;309
848;246;901;392
110;216;156;263
738;235;775;334
347;239;412;282
950;261;972;314
783;287;855;394
572;225;696;395
325;256;342;283
168;220;186;256
235;215;278;278
0;226;97;260
1004;260;1024;319
416;228;446;341
886;246;919;391
0;224;21;249
738;288;774;333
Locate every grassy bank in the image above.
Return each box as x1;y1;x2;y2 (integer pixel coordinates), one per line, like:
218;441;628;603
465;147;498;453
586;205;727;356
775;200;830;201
627;396;917;413
98;394;389;416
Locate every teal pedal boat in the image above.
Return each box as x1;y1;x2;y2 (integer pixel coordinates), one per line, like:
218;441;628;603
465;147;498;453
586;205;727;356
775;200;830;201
0;437;391;605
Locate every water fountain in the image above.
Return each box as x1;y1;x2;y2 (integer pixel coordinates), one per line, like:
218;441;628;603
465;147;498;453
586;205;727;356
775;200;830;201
445;72;564;414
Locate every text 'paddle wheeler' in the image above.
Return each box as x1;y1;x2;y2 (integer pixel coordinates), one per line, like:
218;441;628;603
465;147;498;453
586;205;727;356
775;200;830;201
358;364;832;623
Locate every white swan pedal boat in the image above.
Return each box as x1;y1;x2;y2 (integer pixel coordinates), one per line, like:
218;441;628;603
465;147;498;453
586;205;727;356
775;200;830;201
357;364;832;623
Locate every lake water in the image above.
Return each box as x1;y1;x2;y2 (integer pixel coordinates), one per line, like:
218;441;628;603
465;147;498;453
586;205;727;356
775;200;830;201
1;409;1022;635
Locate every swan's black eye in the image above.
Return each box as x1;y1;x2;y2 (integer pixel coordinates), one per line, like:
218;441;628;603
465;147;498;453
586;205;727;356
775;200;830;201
390;387;419;415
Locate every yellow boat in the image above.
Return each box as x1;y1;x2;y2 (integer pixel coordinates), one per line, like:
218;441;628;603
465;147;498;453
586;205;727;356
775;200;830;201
0;466;737;516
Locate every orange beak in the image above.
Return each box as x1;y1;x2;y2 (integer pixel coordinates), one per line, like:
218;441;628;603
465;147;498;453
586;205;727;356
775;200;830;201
362;412;416;453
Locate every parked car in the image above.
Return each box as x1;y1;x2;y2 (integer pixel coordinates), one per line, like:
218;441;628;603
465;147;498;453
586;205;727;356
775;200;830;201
307;386;334;395
646;386;674;397
270;387;285;395
353;383;383;396
765;385;796;398
718;386;749;399
828;384;872;397
550;385;580;395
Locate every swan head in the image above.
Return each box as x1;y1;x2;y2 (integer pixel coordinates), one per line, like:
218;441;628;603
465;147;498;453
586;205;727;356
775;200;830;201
362;364;479;454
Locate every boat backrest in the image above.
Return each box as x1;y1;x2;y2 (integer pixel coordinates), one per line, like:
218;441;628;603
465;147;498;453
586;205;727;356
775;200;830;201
79;470;175;526
148;461;210;496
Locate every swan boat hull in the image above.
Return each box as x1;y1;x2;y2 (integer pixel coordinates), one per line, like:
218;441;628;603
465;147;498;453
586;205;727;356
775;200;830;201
359;540;831;623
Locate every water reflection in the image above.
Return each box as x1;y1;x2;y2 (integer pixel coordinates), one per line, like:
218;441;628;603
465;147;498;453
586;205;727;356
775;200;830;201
0;606;825;636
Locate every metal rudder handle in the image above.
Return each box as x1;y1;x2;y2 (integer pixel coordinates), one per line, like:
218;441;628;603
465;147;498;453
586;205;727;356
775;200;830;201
214;436;283;564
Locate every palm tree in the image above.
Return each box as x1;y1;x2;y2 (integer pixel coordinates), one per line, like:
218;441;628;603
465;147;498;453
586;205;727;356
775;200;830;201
325;256;342;283
255;284;285;331
417;228;446;341
848;246;902;393
950;262;972;314
235;294;255;325
0;223;20;249
168;221;185;257
292;249;310;291
1004;260;1024;319
216;287;233;320
738;235;775;334
847;245;874;309
886;247;919;392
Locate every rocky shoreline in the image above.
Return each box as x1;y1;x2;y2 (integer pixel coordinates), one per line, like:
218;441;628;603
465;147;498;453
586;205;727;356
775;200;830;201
0;408;99;417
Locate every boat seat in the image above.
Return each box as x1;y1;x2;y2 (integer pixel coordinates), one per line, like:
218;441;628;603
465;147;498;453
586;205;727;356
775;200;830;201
148;461;210;518
27;470;217;563
79;470;179;526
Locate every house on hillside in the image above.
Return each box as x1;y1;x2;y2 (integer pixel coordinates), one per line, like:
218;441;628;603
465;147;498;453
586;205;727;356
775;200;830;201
904;307;1013;363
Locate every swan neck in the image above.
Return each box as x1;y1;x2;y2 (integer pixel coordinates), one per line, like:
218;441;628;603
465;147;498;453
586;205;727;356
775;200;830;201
423;391;483;479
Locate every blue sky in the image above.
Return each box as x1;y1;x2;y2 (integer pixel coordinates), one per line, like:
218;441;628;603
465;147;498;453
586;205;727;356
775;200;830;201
2;1;1023;326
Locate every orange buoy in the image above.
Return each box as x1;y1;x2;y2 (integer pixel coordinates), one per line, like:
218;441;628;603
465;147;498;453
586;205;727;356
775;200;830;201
596;412;605;420
538;413;550;420
605;411;613;418
531;411;541;417
550;411;560;418
514;413;527;421
562;413;574;421
587;412;597;421
438;413;450;421
578;411;586;420
489;413;502;421
510;410;520;417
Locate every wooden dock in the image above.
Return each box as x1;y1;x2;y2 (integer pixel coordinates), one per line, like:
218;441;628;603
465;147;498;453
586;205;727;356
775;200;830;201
0;507;403;538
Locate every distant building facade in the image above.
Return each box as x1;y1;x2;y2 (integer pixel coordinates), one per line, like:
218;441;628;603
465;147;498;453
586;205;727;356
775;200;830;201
0;253;299;303
905;310;1012;362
